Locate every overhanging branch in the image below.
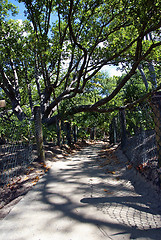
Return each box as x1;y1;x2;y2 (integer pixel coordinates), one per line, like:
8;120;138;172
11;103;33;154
90;41;161;109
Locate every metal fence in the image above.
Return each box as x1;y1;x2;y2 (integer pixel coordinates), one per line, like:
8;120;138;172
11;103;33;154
109;93;161;187
0;112;33;187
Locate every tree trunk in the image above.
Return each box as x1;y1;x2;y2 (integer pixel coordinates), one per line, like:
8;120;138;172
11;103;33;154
138;65;149;91
25;62;33;113
148;62;157;89
34;106;45;162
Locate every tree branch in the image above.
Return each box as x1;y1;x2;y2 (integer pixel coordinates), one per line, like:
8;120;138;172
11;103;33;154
90;41;161;109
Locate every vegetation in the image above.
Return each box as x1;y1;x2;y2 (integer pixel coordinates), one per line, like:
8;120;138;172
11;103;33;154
0;0;161;142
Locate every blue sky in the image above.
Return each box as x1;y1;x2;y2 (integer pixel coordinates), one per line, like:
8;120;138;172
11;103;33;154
8;0;58;25
8;0;27;20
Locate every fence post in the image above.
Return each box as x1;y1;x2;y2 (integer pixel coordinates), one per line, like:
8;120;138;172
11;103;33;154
0;100;6;145
34;106;45;162
66;122;71;146
61;121;65;144
119;109;127;149
56;118;61;146
90;127;95;140
109;117;117;144
0;100;6;108
73;125;77;143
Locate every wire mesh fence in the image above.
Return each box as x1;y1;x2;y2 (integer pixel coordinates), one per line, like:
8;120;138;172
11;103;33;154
109;94;161;187
0;112;34;187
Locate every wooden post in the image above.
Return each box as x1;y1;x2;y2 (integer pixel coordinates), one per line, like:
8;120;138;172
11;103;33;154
73;125;77;143
34;106;45;162
0;100;6;108
56;118;61;146
61;121;65;144
0;100;6;144
119;109;127;149
90;127;95;140
66;122;71;146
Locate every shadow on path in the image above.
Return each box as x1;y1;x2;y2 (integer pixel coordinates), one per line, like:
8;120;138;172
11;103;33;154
39;144;161;239
0;143;161;240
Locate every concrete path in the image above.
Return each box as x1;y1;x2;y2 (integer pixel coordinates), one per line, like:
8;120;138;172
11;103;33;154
0;143;161;240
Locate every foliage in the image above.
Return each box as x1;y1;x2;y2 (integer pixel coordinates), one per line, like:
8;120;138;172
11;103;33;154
43;124;57;142
123;73;147;104
0;113;33;142
125;104;155;136
0;0;161;142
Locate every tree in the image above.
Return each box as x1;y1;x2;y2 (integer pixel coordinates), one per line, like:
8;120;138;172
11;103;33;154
0;0;161;124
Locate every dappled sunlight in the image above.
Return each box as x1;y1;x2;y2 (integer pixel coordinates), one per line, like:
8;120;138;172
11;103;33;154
36;144;161;237
0;144;161;239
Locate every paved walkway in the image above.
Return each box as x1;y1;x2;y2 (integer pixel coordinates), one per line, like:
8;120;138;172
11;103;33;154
0;143;161;240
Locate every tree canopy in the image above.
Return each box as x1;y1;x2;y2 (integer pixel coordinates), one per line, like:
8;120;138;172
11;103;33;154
0;0;161;125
